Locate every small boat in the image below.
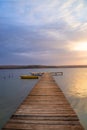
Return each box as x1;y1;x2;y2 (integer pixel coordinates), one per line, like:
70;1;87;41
20;75;38;79
30;72;44;76
51;72;63;76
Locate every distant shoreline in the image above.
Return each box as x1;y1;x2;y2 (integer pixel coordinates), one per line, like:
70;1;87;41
0;65;87;69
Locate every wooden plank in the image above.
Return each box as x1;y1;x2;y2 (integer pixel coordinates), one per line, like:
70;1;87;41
2;73;84;130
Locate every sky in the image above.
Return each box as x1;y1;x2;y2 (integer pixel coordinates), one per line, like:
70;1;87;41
0;0;87;65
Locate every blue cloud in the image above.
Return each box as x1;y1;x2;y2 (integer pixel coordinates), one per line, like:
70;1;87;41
0;0;87;65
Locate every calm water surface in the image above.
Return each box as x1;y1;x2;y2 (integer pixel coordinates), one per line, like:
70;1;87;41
0;68;87;129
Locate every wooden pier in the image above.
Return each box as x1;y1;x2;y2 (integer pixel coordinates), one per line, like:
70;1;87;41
2;73;84;130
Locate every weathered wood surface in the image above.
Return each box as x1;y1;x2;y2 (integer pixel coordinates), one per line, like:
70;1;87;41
2;73;84;130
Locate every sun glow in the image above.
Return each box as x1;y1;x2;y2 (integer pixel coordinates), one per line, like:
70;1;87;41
74;42;87;51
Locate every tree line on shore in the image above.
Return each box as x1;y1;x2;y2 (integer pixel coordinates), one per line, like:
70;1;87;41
0;65;87;69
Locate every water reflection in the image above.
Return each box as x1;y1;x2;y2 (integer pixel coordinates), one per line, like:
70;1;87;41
69;72;87;98
54;68;87;129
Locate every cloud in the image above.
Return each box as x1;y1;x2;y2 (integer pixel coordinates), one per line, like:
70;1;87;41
0;0;87;65
0;0;85;26
0;0;87;33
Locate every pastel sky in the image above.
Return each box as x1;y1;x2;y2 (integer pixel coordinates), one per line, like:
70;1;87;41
0;0;87;65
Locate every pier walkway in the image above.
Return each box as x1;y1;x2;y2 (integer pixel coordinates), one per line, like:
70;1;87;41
2;73;84;130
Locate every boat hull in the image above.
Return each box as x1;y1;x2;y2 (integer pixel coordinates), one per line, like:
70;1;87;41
20;75;38;79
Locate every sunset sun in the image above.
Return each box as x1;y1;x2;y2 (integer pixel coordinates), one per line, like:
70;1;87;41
74;42;87;51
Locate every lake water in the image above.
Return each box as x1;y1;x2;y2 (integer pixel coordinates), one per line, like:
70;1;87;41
0;68;87;129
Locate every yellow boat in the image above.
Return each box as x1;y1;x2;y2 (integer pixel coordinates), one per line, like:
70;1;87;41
20;75;38;79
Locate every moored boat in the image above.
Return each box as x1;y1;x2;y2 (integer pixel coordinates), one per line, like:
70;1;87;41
30;72;44;76
20;75;38;79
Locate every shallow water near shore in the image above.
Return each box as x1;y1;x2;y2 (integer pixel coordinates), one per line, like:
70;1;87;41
0;68;87;129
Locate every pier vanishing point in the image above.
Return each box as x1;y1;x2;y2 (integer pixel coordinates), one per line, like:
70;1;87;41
2;73;84;130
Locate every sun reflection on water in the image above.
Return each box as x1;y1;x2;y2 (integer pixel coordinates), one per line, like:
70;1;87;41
54;68;87;129
69;71;87;98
